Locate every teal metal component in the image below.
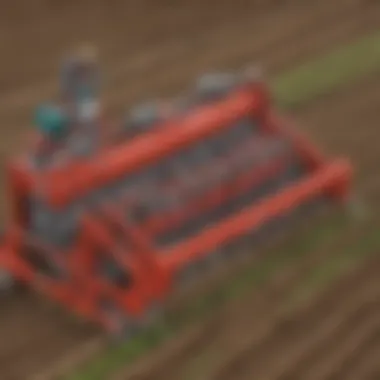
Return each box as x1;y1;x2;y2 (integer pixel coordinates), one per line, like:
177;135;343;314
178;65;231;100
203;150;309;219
34;104;69;140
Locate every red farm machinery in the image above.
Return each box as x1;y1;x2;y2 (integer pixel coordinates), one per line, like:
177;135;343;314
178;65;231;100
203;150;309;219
0;66;352;334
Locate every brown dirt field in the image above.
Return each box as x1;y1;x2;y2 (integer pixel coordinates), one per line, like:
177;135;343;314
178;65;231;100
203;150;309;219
0;0;380;379
220;259;380;380
0;293;96;380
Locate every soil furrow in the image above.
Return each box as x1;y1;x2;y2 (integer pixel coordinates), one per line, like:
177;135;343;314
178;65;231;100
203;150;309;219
310;327;380;380
277;304;380;380
212;257;380;380
256;297;380;380
340;341;380;380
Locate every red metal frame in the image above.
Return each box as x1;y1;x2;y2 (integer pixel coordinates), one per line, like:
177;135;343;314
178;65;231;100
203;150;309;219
0;81;352;331
160;158;351;272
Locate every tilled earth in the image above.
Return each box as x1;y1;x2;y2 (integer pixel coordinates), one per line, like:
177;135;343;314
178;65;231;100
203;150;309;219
131;257;380;380
0;0;379;379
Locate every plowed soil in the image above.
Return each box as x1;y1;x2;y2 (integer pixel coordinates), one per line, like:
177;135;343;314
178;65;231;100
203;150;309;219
0;0;379;379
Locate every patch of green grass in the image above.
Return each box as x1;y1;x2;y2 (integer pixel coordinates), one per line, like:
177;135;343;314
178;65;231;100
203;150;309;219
182;350;221;380
287;222;380;307
274;31;380;108
68;30;380;380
